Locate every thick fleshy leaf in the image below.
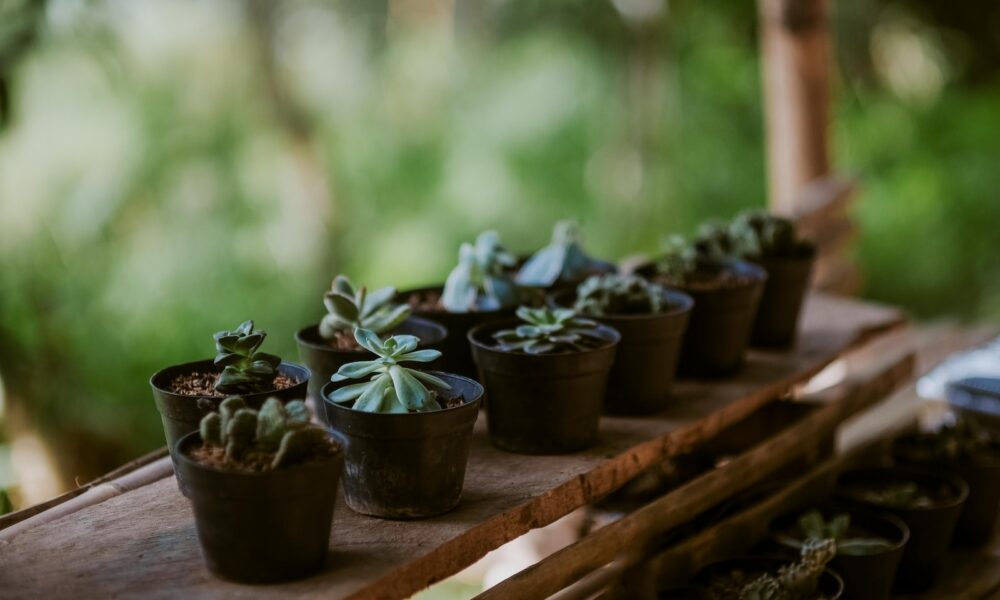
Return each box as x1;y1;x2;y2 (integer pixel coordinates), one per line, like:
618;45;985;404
353;328;385;355
398;349;441;363
388;365;430;411
515;325;541;338
353;375;391;412
365;303;410;333
441;255;477;313
325;291;359;322
410;369;450;390
213;352;244;367
332;275;354;296
361;286;395;316
331;360;382;381
247;360;278;376
235;320;254;336
515;245;566;287
389;335;419;356
255;352;281;367
525;341;555;354
381;388;409;413
330;381;373;403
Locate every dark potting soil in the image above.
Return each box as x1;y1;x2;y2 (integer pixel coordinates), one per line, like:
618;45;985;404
407;290;452;312
327;329;362;351
707;570;830;600
188;437;341;473
434;390;466;410
168;371;298;397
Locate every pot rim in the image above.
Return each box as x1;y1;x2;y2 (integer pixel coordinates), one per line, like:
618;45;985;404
834;466;971;512
767;506;911;555
548;287;694;322
149;359;310;398
294;315;448;354
696;555;844;596
321;371;484;418
466;319;621;357
398;284;523;316
173;429;344;479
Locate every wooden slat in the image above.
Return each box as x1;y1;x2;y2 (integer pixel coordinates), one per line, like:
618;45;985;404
0;294;904;600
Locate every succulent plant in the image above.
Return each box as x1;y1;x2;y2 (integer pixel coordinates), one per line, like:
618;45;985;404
441;230;520;312
854;481;935;509
694;219;742;264
654;234;699;284
516;219;614;287
897;419;997;464
493;306;604;354
573;273;666;316
319;275;411;340
795;510;895;556
213;320;282;394
329;328;449;413
708;539;836;600
729;209;806;260
199;396;329;469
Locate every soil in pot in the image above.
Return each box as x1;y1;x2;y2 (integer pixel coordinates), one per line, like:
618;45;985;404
150;359;310;453
552;288;693;415
174;430;343;584
295;316;447;421
892;426;1000;546
638;260;766;377
834;467;968;592
468;318;620;454
398;286;517;380
694;555;844;600
769;508;909;600
750;245;816;348
322;372;483;519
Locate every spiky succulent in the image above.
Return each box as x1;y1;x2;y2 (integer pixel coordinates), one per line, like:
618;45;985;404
329;329;449;413
516;219;614;287
710;539;836;600
730;209;807;260
319;275;410;340
795;510;895;556
441;231;520;312
694;219;742;264
654;234;699;284
854;482;935;509
213;320;282;394
199;396;328;470
493;306;604;354
573;273;666;316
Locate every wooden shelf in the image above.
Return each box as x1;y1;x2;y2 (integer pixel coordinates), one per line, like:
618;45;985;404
0;293;905;599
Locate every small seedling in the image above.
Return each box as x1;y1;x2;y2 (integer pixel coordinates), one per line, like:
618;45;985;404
319;275;410;339
493;306;604;354
329;329;449;413
213;320;282;394
441;231;519;312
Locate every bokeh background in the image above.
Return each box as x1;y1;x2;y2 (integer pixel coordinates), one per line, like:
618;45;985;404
0;0;997;510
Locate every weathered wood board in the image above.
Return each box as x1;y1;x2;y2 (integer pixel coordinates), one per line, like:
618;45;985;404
0;294;904;600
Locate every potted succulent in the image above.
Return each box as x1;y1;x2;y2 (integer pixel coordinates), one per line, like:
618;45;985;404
769;508;909;600
468;306;620;454
730;210;817;348
892;419;1000;546
173;397;343;583
399;230;521;379
515;219;617;292
295;275;447;415
322;328;483;519
834;467;969;592
551;273;693;414
696;539;843;599
637;229;767;377
150;320;310;452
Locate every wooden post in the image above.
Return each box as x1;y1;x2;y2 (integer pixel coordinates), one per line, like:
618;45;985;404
757;0;832;215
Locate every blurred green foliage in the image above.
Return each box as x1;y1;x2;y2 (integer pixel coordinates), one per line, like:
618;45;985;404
0;0;996;485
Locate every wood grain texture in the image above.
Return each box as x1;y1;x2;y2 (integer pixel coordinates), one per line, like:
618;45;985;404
0;294;904;600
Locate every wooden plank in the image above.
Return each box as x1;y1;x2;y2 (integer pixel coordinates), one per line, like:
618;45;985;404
0;294;904;600
476;347;914;600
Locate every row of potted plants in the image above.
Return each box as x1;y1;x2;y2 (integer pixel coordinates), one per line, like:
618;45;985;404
147;213;819;582
658;417;1000;599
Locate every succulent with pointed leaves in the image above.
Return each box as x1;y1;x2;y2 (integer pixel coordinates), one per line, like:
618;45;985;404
855;481;935;509
654;234;699;285
574;273;665;316
212;320;282;394
320;275;411;340
441;231;520;312
329;329;450;413
709;539;837;600
493;306;604;354
729;209;804;260
198;396;328;469
694;219;741;264
796;510;895;556
516;219;613;287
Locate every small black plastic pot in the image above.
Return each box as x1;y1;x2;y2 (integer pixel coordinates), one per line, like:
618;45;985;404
173;431;343;583
295;316;447;421
468;319;620;454
398;286;517;380
833;467;969;592
637;260;766;377
150;359;310;454
750;247;816;348
694;556;844;599
322;372;483;519
769;507;909;600
551;289;694;415
947;377;1000;433
892;433;1000;546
